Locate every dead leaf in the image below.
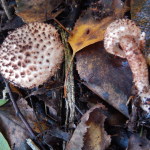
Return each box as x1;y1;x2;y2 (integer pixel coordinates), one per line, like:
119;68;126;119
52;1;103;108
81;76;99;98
76;42;133;117
69;16;114;54
86;95;127;126
0;98;37;149
130;0;150;64
68;0;125;53
10;83;23;96
66;104;111;150
15;0;63;23
127;134;150;150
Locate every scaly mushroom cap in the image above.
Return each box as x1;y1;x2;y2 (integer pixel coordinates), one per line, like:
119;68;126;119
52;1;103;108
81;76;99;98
104;19;145;58
0;22;64;89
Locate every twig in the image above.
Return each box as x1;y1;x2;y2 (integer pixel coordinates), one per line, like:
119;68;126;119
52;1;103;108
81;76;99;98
26;139;40;150
61;30;75;124
4;80;36;138
4;80;47;150
53;18;72;35
0;0;12;20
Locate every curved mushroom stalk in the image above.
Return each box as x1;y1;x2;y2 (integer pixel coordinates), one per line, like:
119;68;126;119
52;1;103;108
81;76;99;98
120;35;150;113
104;19;150;114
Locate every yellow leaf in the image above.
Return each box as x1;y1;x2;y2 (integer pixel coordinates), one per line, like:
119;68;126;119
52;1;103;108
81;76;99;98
68;16;114;53
68;0;127;53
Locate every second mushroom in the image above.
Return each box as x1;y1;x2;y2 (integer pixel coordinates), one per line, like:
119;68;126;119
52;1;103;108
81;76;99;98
104;19;150;114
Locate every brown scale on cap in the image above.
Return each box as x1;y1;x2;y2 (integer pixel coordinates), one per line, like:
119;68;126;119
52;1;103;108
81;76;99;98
104;19;150;114
0;22;64;89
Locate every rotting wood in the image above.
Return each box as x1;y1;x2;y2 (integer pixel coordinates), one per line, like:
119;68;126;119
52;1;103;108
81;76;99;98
0;0;12;20
61;30;75;125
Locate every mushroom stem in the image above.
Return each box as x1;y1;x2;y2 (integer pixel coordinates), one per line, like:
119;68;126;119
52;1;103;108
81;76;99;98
120;36;150;113
120;35;149;94
104;19;150;113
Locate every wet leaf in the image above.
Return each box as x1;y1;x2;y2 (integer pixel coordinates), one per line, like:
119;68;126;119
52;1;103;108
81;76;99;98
15;0;63;23
68;0;125;53
0;98;36;149
131;0;150;64
0;99;8;106
66;104;111;150
127;134;150;150
0;85;9;106
76;42;133;117
0;132;11;150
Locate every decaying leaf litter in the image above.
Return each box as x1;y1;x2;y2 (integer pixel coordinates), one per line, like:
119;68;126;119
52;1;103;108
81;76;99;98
0;0;150;149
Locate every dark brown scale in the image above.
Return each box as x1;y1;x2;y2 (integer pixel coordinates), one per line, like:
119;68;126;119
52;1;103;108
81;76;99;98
3;56;9;61
12;64;18;70
25;52;30;57
36;44;39;48
2;63;6;66
25;59;31;63
15;74;19;78
20;72;25;77
29;66;37;71
22;63;26;68
29;78;32;82
11;56;16;61
34;29;38;33
5;63;11;67
42;32;45;35
29;45;32;49
18;61;21;66
9;70;13;74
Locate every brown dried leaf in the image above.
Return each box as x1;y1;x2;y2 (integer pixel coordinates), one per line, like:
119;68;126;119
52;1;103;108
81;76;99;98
0;98;37;149
76;42;132;117
15;0;63;23
66;104;111;150
10;83;23;96
68;0;125;53
130;0;150;64
127;134;150;150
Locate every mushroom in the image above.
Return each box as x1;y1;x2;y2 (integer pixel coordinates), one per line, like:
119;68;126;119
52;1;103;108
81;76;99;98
104;19;150;113
0;22;64;89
